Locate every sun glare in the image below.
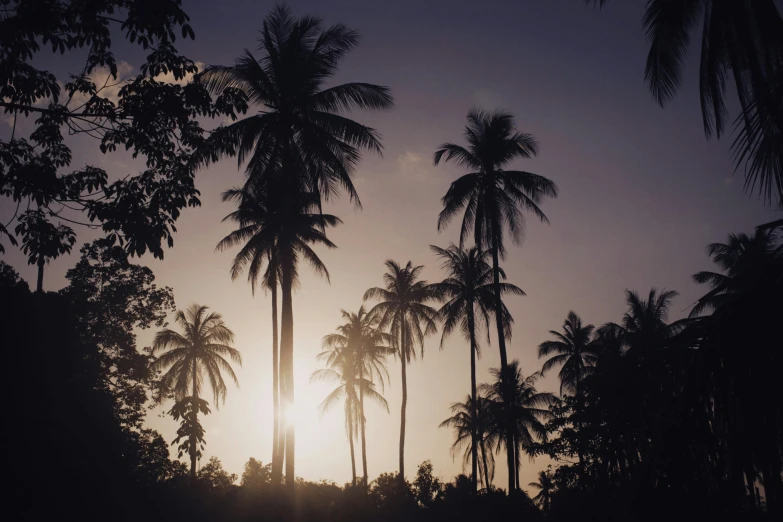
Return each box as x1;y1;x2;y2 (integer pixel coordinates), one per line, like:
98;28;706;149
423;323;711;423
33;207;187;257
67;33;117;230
281;401;311;431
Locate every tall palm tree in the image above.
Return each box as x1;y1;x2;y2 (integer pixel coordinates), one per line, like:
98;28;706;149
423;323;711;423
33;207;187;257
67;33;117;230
364;260;438;481
434;109;558;492
481;361;555;492
528;470;555;512
150;304;242;478
216;186;284;483
200;5;392;486
429;244;523;491
312;334;388;486
538;311;598;477
198;3;394;206
321;306;394;485
439;394;497;491
218;182;340;487
589;0;783;207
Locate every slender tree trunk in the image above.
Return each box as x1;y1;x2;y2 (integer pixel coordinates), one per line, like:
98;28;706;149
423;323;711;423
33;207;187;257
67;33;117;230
190;358;198;480
575;369;584;481
480;441;490;490
280;254;295;489
399;320;408;483
490;223;515;493
36;258;44;293
467;305;479;493
349;407;357;487
360;367;368;487
271;268;282;485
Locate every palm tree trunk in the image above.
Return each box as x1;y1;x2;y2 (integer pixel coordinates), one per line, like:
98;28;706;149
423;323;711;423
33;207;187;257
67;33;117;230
467;305;479;493
190;358;198;480
348;407;357;487
480;441;490;490
280;254;295;489
36;258;44;293
490;223;515;493
575;370;584;481
514;444;520;493
360;367;368;487
271;270;282;485
399;321;408;483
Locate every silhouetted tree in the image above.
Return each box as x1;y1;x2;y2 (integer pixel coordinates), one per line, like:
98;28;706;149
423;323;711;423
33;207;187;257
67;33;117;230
365;261;438;482
439;394;497;490
217;183;284;483
538;311;597;476
312;329;389;487
690;229;783;511
151;304;242;477
589;0;783;207
528;470;555;513
62;240;175;428
481;361;555;492
430;244;523;491
169;396;211;477
434;109;558;491
198;4;392;485
322;307;394;486
241;458;272;488
0;0;247;258
198;457;237;491
14;209;76;292
412;460;442;508
219;181;340;487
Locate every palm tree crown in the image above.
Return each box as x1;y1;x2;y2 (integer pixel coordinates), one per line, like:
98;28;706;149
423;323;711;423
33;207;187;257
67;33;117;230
364;261;438;364
538;311;598;397
434;109;558;255
151;304;242;406
528;470;555;512
590;0;783;206
199;4;394;204
217;183;341;288
429;244;523;349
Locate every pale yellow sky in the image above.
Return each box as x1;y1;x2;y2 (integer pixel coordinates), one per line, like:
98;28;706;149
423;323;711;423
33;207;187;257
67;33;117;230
2;0;779;495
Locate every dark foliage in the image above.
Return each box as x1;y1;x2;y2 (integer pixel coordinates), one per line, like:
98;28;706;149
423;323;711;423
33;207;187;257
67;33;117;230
0;0;249;259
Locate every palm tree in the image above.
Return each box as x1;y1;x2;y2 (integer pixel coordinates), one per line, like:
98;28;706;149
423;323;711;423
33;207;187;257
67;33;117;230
434;109;558;492
439;394;497;491
539;311;597;397
429;244;523;491
218;182;340;487
620;288;682;355
321;306;394;485
589;0;783;207
150;304;242;478
198;4;394;206
538;311;598;477
364;260;438;481
528;470;555;512
312;333;388;486
216;186;283;483
690;230;783;509
200;5;392;486
481;361;555;492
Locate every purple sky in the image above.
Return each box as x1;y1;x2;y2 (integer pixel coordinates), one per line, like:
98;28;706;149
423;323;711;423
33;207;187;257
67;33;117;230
2;0;778;492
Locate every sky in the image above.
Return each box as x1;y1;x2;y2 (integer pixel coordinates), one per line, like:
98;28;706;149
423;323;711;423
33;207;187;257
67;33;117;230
2;0;780;494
